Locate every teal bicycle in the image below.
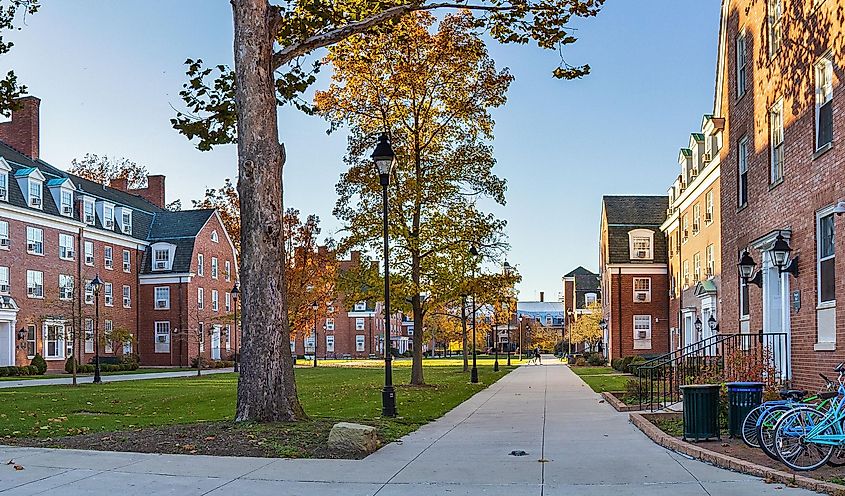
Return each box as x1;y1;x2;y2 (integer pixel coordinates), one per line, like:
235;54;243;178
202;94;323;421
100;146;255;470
772;363;845;471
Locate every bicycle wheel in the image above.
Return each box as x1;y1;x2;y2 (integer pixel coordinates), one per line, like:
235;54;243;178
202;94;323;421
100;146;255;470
773;407;834;471
827;447;845;467
742;404;767;448
758;405;789;460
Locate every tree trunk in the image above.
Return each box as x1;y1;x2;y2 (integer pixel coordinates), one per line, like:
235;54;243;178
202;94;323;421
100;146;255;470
232;0;304;422
461;298;468;372
410;253;425;384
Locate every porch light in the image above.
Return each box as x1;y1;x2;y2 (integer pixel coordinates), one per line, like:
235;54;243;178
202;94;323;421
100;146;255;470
771;233;799;276
708;315;718;331
17;328;26;340
738;251;756;281
599;319;607;331
694;317;702;333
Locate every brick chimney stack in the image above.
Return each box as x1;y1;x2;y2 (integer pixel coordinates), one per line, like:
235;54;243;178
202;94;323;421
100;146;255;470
109;177;129;192
0;96;40;160
540;291;545;302
130;175;166;209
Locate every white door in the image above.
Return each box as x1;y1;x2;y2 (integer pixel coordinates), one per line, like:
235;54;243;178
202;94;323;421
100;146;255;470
211;325;221;360
762;254;790;379
0;322;12;366
683;312;695;348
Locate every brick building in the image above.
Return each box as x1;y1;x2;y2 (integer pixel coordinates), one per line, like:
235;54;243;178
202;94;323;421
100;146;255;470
0;97;239;371
717;0;845;387
662;116;724;351
599;196;670;359
561;266;601;353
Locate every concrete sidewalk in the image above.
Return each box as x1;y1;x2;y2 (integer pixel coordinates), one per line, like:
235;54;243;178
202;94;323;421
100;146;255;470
0;358;818;495
0;368;233;389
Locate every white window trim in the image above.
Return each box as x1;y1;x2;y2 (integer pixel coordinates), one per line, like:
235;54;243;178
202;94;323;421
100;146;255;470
736;30;747;98
59;233;75;260
26;270;44;299
633;277;652;303
26;226;44;256
770;99;784;184
815;53;834;150
154;321;171;353
817;206;836;306
155;286;171;310
123;285;132;308
0;219;8;250
628;229;655;260
738;136;749;207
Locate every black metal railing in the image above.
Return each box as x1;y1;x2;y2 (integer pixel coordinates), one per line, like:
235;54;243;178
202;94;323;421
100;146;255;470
637;332;789;411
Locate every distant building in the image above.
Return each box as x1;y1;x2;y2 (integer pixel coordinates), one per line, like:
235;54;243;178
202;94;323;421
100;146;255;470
562;266;601;353
517;295;565;352
599;195;670;359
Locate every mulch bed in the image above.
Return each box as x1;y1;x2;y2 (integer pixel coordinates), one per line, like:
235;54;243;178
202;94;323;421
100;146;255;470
643;413;845;485
3;420;378;459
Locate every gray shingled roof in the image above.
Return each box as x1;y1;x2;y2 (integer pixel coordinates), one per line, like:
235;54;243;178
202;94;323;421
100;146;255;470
564;266;595;278
147;209;215;240
602;195;668;226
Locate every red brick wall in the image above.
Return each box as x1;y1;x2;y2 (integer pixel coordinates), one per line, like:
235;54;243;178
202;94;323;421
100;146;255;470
606;271;670;359
0;96;39;160
719;0;845;389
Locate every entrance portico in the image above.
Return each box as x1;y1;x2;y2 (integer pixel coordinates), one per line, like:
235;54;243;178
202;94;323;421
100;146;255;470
0;296;19;367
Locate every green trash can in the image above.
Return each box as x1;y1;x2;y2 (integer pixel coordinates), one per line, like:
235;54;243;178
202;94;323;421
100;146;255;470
680;384;721;442
726;382;763;438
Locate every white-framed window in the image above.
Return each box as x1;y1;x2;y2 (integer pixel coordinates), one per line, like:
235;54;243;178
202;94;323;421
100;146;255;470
693;252;702;282
85;319;94;353
60;190;73;217
705;190;714;224
26;226;43;255
0;220;8;249
326;318;335;331
123;285;131;308
356;317;365;330
225;325;231;351
356;335;365;352
225;261;231;281
197;287;205;310
706;244;716;278
28;180;42;209
103;204;114;229
633;277;651;303
26;324;36;357
59;233;74;260
211;257;218;279
104;320;113;353
816;54;834;149
59;274;74;300
0;166;7;202
155;321;171;353
0;266;9;294
123;335;132;355
198;322;205;352
225;292;231;312
818;211;835;304
197;254;204;276
104;246;113;270
692;203;701;234
682;214;690;242
740;271;750;318
211;230;219;243
585;292;597;306
155;286;170;310
545;315;553;326
683;260;690;288
738;136;749;207
104;282;113;306
326;335;335;353
85;279;94;304
84;241;94;265
768;0;783;57
354;301;366;311
212;289;219;312
123;250;131;272
83;198;95;225
633;315;652;349
26;270;43;298
44;323;65;359
628;229;654;260
121;211;132;235
770;99;784;184
153;248;170;271
736;30;747;98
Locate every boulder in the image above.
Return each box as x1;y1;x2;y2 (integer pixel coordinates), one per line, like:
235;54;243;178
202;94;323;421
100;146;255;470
327;422;379;454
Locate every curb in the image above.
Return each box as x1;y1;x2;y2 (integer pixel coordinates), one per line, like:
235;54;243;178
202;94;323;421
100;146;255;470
600;391;641;412
629;412;845;496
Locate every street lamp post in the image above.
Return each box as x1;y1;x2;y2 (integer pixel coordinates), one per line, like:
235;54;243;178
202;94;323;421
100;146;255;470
230;283;239;372
373;133;397;417
567;309;574;357
518;315;523;361
90;275;103;384
493;307;500;372
470;245;479;383
312;301;319;367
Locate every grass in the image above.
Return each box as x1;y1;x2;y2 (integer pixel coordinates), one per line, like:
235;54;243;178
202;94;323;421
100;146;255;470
570;366;632;393
0;367;194;381
0;361;516;443
569;366;618;376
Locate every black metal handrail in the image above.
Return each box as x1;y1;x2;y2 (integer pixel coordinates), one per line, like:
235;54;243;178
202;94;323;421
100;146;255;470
637;332;789;411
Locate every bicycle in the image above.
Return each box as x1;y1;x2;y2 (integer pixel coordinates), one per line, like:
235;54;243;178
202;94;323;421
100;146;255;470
772;363;845;471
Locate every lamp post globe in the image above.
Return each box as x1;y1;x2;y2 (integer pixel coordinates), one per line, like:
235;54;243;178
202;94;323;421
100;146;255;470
90;275;104;384
230;283;240;372
372;133;397;417
771;234;792;272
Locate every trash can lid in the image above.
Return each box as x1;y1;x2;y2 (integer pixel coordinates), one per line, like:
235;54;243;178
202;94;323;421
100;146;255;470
726;381;764;387
679;384;721;389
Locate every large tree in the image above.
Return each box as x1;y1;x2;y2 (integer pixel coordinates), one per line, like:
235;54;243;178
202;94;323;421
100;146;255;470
0;0;38;116
68;154;149;189
174;0;603;421
317;12;511;385
193;178;241;254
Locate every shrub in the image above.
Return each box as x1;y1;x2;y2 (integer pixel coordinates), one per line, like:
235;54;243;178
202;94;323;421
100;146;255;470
627;356;647;375
6;366;18;376
610;358;622;371
621;356;635;372
586;354;605;366
575;357;587;367
402;350;412;358
28;365;38;375
17;366;30;376
623;378;647;404
65;356;77;374
30;354;47;375
0;367;7;377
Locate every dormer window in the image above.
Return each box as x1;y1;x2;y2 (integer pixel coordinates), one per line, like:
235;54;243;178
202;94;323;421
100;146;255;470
15;167;45;209
83;198;95;225
354;301;366;311
60;190;73;216
28;181;42;208
0;158;9;201
151;242;176;271
103;205;114;229
47;178;76;217
628;229;654;261
119;209;132;235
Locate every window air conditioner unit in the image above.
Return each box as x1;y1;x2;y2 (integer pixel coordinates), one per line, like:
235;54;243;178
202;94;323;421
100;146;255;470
0;238;9;247
705;213;713;223
62;205;73;215
27;242;37;252
666;208;673;217
124;263;131;272
85;214;95;224
104;220;114;229
156;300;168;309
693;223;700;232
706;267;714;278
635;291;648;302
27;287;35;295
65;250;74;259
703;152;712;163
0;187;6;200
638;330;648;339
157;335;167;343
690;169;698;178
85;255;94;264
30;197;41;207
155;261;168;270
123;224;132;233
635;250;648;259
0;284;9;293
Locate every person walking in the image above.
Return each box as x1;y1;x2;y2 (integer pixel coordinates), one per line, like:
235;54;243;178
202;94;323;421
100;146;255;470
534;347;542;365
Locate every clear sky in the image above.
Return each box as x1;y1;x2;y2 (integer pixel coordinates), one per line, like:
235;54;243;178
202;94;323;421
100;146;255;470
3;1;721;301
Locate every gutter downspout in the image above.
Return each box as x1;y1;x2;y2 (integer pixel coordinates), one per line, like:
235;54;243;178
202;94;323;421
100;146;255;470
617;267;622;359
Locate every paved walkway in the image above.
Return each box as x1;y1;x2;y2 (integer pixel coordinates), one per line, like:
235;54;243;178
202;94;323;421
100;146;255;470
0;368;233;389
0;358;819;495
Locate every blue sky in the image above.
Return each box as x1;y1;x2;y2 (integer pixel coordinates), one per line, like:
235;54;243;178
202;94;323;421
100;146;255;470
4;1;721;301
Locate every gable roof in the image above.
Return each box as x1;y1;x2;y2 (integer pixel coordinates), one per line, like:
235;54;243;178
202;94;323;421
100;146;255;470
147;209;215;240
563;266;595;278
602;195;668;226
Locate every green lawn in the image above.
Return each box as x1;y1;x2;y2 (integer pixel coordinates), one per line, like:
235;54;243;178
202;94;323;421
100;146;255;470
570;366;632;393
0;363;515;442
0;367;193;381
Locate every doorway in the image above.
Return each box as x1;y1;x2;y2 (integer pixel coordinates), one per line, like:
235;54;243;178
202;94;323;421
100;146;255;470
211;325;221;360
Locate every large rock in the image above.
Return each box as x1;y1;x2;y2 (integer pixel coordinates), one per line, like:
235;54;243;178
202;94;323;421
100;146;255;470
327;422;379;454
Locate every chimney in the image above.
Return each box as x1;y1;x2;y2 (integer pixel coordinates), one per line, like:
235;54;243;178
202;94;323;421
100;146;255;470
130;174;166;208
0;96;40;160
351;250;361;265
540;291;545;302
109;177;129;192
